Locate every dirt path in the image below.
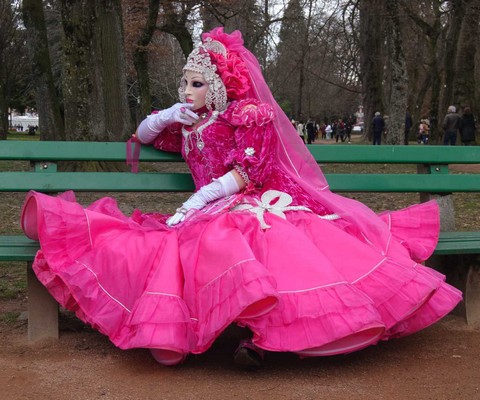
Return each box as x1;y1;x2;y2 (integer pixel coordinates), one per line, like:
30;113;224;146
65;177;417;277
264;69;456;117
1;311;479;400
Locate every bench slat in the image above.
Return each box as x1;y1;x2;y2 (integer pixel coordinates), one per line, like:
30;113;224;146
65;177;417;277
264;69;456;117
0;236;39;261
0;172;195;192
1;172;479;193
2;141;480;164
1;232;479;261
0;141;184;162
327;174;480;193
308;145;480;164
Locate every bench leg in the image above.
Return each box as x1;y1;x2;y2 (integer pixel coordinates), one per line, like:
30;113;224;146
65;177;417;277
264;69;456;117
27;262;59;341
427;254;466;318
466;259;480;329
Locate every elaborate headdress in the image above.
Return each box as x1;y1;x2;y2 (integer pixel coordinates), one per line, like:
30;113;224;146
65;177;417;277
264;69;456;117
179;30;251;111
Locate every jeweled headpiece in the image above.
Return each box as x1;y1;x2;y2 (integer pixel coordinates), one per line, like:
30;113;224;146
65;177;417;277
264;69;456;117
179;37;228;111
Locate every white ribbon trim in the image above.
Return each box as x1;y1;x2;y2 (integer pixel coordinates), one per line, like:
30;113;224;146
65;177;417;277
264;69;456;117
318;213;341;220
232;189;340;228
232;190;311;228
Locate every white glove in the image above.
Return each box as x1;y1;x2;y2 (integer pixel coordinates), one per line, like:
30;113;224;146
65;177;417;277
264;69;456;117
167;171;240;226
136;103;199;144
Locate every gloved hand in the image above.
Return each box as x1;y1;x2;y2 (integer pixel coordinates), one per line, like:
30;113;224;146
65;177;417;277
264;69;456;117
136;103;199;144
166;171;241;226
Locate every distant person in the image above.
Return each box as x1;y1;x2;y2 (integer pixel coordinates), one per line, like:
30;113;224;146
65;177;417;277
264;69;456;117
336;119;346;143
296;121;305;143
345;119;353;143
417;119;430;145
319;123;326;140
459;106;476;146
331;120;337;141
371;112;385;145
305;118;317;144
442;105;461;145
325;123;332;140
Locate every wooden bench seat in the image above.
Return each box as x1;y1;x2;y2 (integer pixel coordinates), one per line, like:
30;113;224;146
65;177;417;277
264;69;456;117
2;231;478;261
1;141;479;339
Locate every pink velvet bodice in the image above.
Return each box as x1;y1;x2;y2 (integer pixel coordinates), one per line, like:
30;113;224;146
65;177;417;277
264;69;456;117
153;99;329;214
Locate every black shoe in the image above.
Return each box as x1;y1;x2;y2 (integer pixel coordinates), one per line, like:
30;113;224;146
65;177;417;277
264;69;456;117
233;340;264;371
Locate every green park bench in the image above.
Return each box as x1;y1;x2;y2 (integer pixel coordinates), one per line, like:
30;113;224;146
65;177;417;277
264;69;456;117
1;141;479;341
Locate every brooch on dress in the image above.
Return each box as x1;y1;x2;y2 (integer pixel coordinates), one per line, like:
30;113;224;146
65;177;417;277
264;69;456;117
245;147;255;156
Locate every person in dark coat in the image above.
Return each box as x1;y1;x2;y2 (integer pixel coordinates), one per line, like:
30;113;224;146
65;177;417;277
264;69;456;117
305;118;317;144
459;106;476;146
371;112;385;145
442;105;461;145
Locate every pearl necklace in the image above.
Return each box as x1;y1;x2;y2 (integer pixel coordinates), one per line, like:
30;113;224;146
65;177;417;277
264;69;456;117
182;110;220;156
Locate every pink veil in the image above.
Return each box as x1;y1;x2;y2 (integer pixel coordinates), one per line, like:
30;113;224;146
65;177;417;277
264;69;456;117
203;28;391;252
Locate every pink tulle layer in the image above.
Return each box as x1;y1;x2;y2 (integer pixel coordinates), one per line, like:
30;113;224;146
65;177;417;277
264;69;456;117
21;191;462;358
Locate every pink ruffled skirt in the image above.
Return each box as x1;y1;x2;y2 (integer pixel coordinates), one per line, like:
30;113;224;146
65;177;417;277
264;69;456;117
21;191;462;360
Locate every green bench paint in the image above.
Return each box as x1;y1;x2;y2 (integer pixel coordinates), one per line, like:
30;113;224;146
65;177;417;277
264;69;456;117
1;141;479;340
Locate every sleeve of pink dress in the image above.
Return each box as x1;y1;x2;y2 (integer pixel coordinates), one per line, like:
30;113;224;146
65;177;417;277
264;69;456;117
226;99;276;188
152;123;182;153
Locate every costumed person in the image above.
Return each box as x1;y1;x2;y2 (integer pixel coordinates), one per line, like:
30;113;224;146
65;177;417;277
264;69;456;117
20;28;462;370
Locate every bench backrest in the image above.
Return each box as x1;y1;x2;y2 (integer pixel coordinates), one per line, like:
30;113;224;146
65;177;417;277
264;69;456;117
1;141;479;193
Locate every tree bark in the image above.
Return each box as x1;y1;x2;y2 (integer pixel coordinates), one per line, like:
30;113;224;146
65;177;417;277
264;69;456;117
453;0;480;114
359;0;385;141
133;0;160;119
60;0;131;141
400;2;443;142
384;0;408;144
158;1;193;58
96;0;132;140
0;66;7;139
22;0;65;141
440;0;465;118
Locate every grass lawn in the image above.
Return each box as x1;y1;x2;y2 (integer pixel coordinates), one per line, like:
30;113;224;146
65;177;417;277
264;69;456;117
6;131;40;141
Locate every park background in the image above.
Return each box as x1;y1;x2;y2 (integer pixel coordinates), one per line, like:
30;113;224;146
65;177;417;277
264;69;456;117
1;0;479;145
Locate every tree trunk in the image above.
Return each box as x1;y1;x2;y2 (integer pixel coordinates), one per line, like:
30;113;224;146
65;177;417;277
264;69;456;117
0;63;8;139
440;0;464;118
60;0;97;141
384;0;408;145
400;2;443;142
133;0;160;119
359;0;385;142
159;1;193;58
428;38;441;143
453;0;480;114
297;1;313;119
60;0;131;141
96;0;132;140
22;0;65;141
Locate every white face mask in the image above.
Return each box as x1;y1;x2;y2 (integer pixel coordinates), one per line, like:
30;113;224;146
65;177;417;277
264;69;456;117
182;71;209;111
